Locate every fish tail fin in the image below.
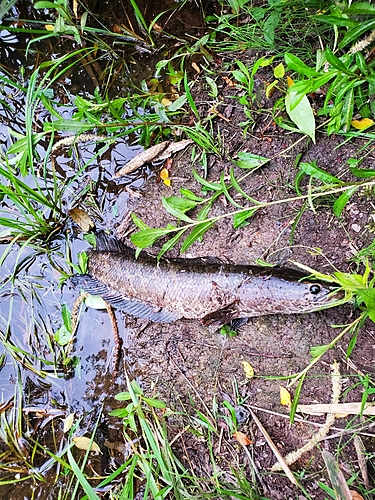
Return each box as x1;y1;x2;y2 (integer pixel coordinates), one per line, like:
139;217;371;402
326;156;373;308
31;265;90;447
94;231;134;255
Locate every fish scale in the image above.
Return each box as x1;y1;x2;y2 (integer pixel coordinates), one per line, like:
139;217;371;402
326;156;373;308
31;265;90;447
72;232;345;328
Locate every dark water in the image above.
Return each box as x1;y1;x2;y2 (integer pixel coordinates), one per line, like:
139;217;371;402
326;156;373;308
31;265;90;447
0;1;209;496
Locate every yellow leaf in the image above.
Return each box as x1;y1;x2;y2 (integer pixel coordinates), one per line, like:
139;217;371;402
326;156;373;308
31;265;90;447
241;361;254;379
233;431;252;446
286;75;294;88
63;413;75;433
161;97;172;107
351;118;374;130
45;24;55;31
68;208;94;232
72;436;101;453
279;386;291;407
160;167;171;186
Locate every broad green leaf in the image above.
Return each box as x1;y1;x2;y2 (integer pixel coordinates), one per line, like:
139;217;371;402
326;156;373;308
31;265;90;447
162;196;197;222
312;14;358;27
192;169;221;191
344;2;375;15
332;186;357;218
157;228;186;260
180;188;205;202
349;166;375;178
142;397;167;408
263;10;281;44
44;120;96;132
85;295;107;310
131;213;149;230
54;325;73;346
325;47;351;74
232;70;248;86
233;208;257;228
273;63;285;79
299;161;340;183
340;87;355;132
285;91;315;142
61;303;72;331
232;152;269;169
167;94;187;112
339;19;375;49
180;220;215;253
131;228;172;248
284;53;320;77
333;271;367;291
310;344;329;358
357;289;375;322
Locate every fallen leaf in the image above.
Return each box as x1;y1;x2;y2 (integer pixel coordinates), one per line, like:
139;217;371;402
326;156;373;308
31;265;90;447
72;0;78;17
222;75;235;86
233;431;252;446
279;386;291;407
161;97;172;107
351;118;374;130
160;168;171;186
192;62;201;74
69;208;94;232
72;436;101;453
153;23;163;32
63;413;75;433
45;24;54;31
349;490;364;500
241;361;254;379
286;75;294;87
85;294;107;310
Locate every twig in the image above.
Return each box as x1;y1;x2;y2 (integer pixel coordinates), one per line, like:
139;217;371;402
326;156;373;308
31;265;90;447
105;303;122;377
272;361;341;471
249;408;300;488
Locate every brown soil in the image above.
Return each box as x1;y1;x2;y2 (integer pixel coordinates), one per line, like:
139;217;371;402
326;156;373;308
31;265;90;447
94;50;375;498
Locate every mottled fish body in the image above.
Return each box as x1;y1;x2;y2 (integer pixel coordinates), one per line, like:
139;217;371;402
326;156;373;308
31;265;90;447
72;233;343;327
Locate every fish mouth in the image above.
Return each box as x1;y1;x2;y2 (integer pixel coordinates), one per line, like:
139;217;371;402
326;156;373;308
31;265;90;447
324;286;348;304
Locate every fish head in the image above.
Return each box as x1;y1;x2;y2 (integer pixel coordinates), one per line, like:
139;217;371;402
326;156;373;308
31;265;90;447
285;279;345;314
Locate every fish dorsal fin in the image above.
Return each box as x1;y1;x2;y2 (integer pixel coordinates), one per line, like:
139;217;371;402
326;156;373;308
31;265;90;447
71;275;181;323
169;255;233;266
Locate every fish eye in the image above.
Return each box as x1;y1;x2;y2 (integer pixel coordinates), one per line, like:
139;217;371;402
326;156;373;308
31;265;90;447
310;284;321;295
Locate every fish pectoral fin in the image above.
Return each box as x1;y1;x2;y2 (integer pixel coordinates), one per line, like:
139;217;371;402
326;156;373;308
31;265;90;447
201;302;239;328
71;275;181;323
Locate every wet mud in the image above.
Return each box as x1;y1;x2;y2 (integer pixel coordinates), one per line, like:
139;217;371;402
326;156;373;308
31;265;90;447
0;1;375;499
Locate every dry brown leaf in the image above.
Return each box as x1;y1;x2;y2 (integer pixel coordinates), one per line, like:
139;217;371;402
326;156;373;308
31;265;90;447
69;208;94;232
233;431;252;446
192;62;201;73
349;490;364;500
72;436;101;453
72;0;78;17
222;75;235;86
